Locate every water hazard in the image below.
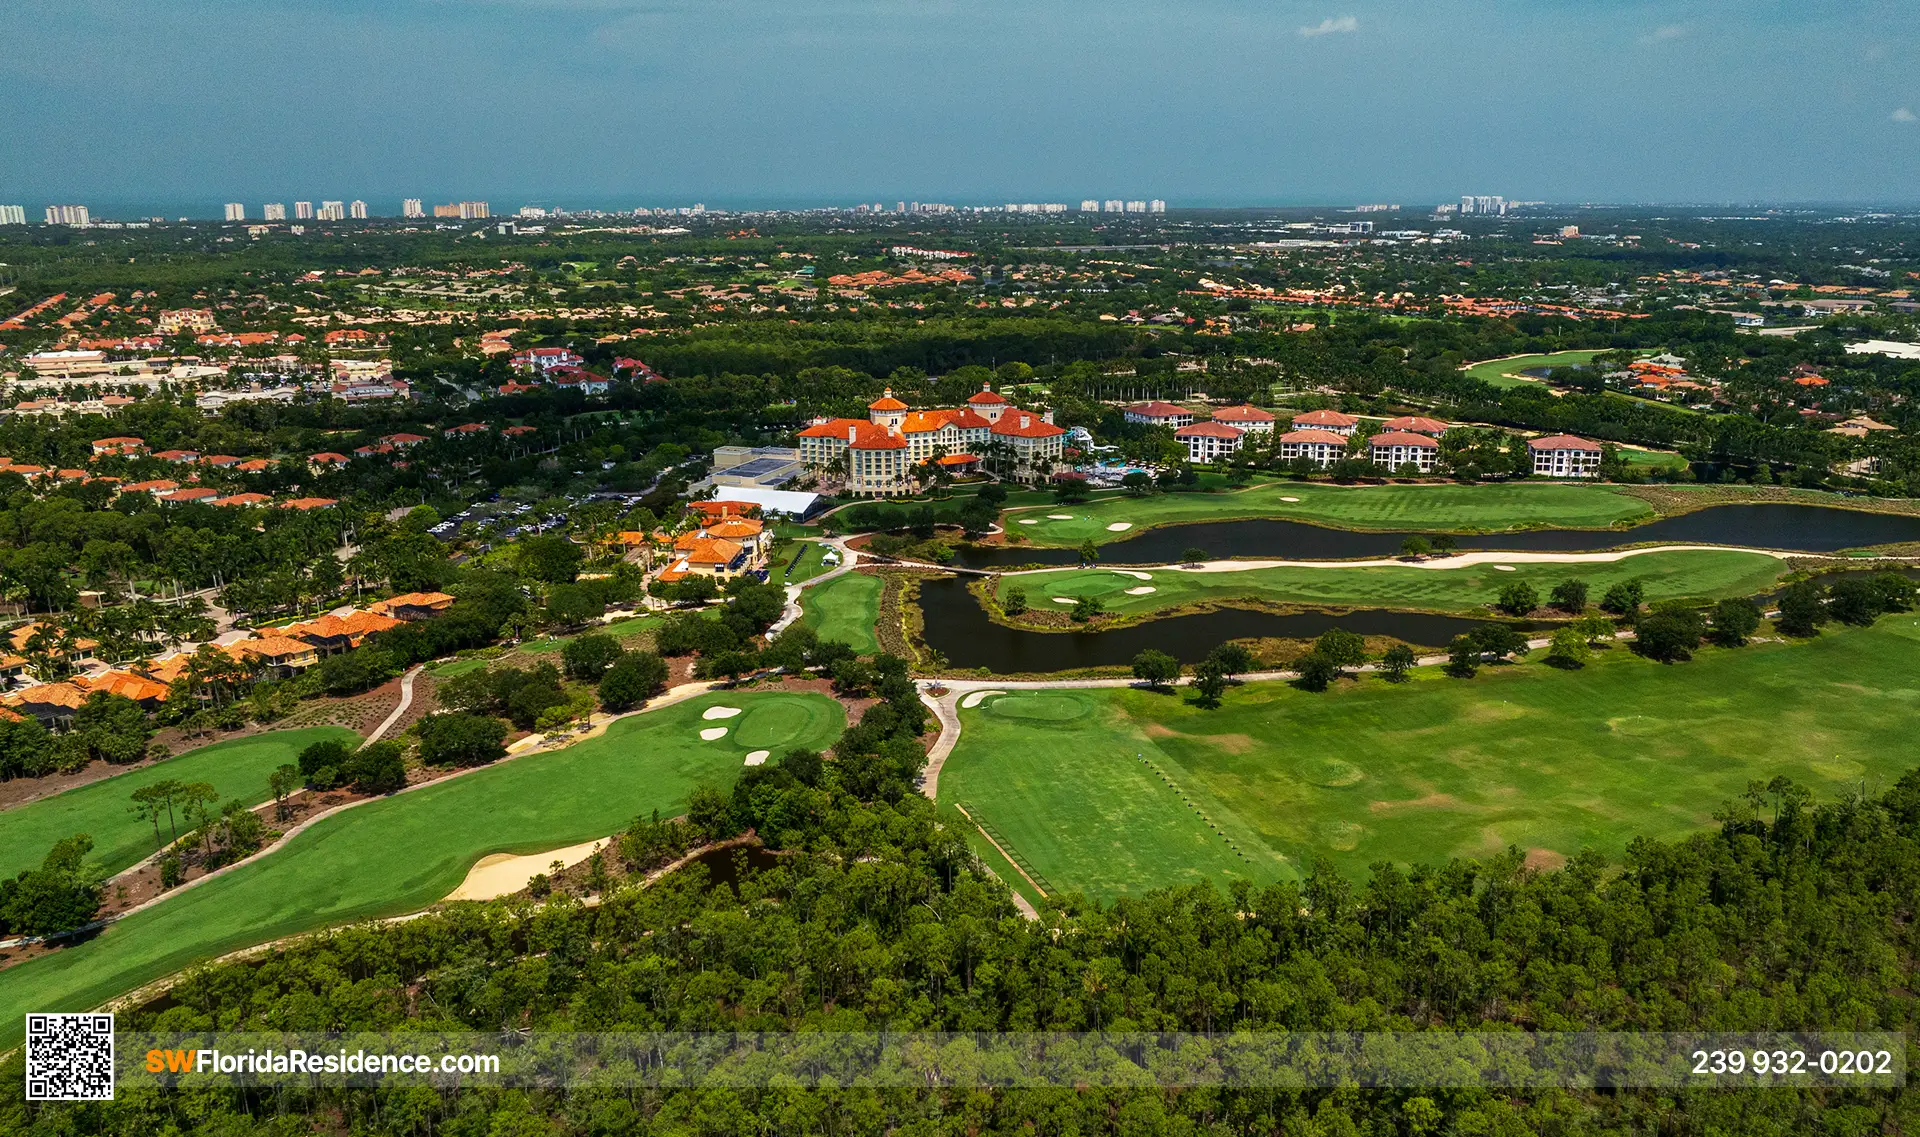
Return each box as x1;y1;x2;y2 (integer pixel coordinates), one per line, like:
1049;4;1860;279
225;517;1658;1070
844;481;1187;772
948;504;1920;570
916;576;1519;672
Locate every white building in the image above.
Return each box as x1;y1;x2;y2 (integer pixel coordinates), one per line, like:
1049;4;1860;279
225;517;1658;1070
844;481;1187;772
1122;401;1195;428
318;201;346;221
262;203;287;221
1125;200;1147;213
1527;434;1603;478
0;205;25;225
294;201;314;219
1080;200;1100;212
459;201;490;219
44;204;89;226
1288;409;1359;436
1277;429;1348;467
1174;421;1245;464
1210;405;1275;434
402;198;425;218
798;384;1063;495
349;200;368;219
1368;431;1440;473
1103;199;1125;213
1149;200;1167;213
223;203;246;221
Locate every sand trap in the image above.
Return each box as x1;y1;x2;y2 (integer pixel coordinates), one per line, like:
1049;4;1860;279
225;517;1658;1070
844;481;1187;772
1125;586;1157;595
960;689;1006;709
1493;565;1517;572
446;838;608;902
1018;518;1042;525
1048;514;1074;520
699;727;729;741
1280;496;1301;502
702;705;743;720
1106;522;1134;531
1053;597;1076;604
744;750;770;766
1116;570;1153;580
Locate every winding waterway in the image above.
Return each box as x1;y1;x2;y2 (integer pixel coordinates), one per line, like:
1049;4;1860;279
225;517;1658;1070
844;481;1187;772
948;504;1920;570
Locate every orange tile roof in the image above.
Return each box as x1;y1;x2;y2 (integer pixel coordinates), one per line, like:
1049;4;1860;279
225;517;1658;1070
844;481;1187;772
280;497;338;510
79;670;170;703
1381;416;1449;435
1528;434;1602;451
4;682;90;712
944;408;991;429
680;537;745;566
867;389;908;411
1368;431;1440;448
1175;421;1244;439
369;591;455;615
797;416;869;439
213;493;272;507
235;459;272;472
1278;429;1349;445
230;635;317;661
309;452;350;464
934;453;980;465
966;386;1008;405
1211;405;1275;423
161;488;220;502
1291;409;1359;428
990;413;1065;439
704;518;764;539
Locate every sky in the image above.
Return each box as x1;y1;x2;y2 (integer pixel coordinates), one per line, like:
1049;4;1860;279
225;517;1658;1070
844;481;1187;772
3;0;1918;214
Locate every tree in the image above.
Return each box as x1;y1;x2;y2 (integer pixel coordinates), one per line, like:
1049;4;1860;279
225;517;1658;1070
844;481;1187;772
562;633;625;681
1313;627;1368;670
0;834;103;938
1634;607;1704;663
1191;660;1228;707
1399;536;1431;558
1003;586;1028;616
1827;578;1884;627
1294;652;1340;691
1430;533;1458;555
1205;641;1255;680
417;713;508;767
1495;581;1539;617
297;738;354;787
1549;578;1589;613
516;533;583;584
1599;580;1645;615
1121;471;1153;495
1709;597;1761;647
1181;547;1210;567
598;651;668;711
1380;643;1416;681
1871;572;1916;612
72;692;150;764
1573;612;1617;644
1469;623;1531;661
346;740;407;793
1545;626;1592;669
1070;595;1105;622
1077;539;1100;565
1131;649;1180;691
268;764;300;821
1776;580;1827;637
1445;635;1479;677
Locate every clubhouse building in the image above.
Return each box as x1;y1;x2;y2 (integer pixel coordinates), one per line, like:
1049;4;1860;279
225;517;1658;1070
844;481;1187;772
798;384;1066;495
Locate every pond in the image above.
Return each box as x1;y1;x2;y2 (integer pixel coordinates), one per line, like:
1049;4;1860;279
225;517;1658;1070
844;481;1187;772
916;577;1522;672
948;504;1920;569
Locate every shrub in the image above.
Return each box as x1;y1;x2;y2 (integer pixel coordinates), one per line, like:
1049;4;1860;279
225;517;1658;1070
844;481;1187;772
598;651;669;712
417;713;508;768
1549;578;1589;612
1496;582;1540;617
562;634;625;681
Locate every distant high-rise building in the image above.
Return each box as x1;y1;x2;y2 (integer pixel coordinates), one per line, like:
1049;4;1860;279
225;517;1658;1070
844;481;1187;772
0;205;25;226
1080;200;1100;212
349;200;368;219
896;201;906;213
518;206;548;218
317;200;346;221
1103;199;1124;213
44;204;90;226
1124;200;1147;213
223;203;246;221
458;201;490;220
402;198;424;218
1148;199;1167;213
263;202;287;220
1460;195;1506;216
294;201;314;219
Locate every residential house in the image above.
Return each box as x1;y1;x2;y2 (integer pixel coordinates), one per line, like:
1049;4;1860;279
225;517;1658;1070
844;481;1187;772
1368;431;1440;473
122;479;180;498
1528;434;1603;478
1122;401;1195;428
1289;409;1359;436
1276;429;1349;467
1209;405;1276;433
90;436;147;457
1;681;89;729
159;488;220;505
280;497;338;511
1380;415;1449;436
213;493;272;507
509;346;585;373
369;591;455;620
283;610;403;656
228;635;320;678
656;537;748;583
1173;421;1246;464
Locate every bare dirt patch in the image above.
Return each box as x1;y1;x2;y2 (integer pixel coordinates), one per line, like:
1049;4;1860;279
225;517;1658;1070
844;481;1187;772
1525;847;1568;871
1368;792;1468;815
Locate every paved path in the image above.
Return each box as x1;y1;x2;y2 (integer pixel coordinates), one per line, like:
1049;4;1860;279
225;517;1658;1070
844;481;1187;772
362;664;423;748
769;539;858;634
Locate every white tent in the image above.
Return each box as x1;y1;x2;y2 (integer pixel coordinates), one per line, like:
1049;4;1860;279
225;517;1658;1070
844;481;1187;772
705;486;821;518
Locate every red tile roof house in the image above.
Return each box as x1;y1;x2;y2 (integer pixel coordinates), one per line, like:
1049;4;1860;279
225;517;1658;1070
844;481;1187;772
308;452;351;471
510;346;586;373
1122;401;1195;428
1528;434;1604;478
1276;429;1350;467
1381;415;1450;436
90;436;146;456
1209;405;1277;433
159;487;221;505
444;423;489;437
1174;420;1247;464
122;479;181;497
1368;431;1441;473
549;367;611;395
382;433;429;449
1289;409;1360;436
153;449;201;463
280;497;338;510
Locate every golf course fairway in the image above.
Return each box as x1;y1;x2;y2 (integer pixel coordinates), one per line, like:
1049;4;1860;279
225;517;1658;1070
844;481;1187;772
940;616;1920;900
800;570;882;654
0;691;843;1047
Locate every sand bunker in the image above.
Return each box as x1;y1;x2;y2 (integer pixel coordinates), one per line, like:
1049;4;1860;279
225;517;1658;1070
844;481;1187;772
1048;513;1074;520
1053;597;1076;604
1116;570;1153;580
1280;496;1301;502
744;750;770;766
1018;518;1042;525
447;838;608;902
1493;565;1517;572
960;689;1006;709
1106;522;1134;531
702;705;742;720
699;727;729;741
1125;586;1157;595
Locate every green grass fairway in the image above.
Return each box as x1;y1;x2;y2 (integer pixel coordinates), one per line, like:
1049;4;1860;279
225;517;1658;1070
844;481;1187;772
1620;447;1688;470
0;727;359;880
1003;483;1654;547
779;541;836;583
428;657;489;677
800;571;882;654
1002;550;1788;618
0;691;842;1047
939;617;1920;901
941;692;1294;900
1461;350;1607;389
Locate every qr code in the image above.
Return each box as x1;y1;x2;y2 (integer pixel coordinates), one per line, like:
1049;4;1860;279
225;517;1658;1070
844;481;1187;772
26;1013;116;1101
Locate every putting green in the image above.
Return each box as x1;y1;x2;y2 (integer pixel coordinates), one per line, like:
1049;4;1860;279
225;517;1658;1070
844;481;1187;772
733;699;831;749
799;571;882;654
1461;350;1609;389
999;550;1789;618
0;691;843;1047
940;616;1920;899
0;726;361;880
1002;483;1652;547
984;693;1094;722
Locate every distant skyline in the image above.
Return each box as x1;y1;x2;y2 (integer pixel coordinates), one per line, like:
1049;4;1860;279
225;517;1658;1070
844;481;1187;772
4;0;1918;207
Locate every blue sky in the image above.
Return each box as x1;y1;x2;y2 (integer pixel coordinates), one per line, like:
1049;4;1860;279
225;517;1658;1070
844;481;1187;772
3;0;1917;212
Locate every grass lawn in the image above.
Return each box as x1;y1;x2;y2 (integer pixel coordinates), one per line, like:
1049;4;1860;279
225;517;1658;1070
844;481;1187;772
0;691;843;1046
1620;447;1688;470
778;540;836;583
1461;350;1608;389
428;657;490;678
0;727;360;880
799;572;883;654
939;616;1920;901
1000;550;1789;618
1003;483;1653;547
